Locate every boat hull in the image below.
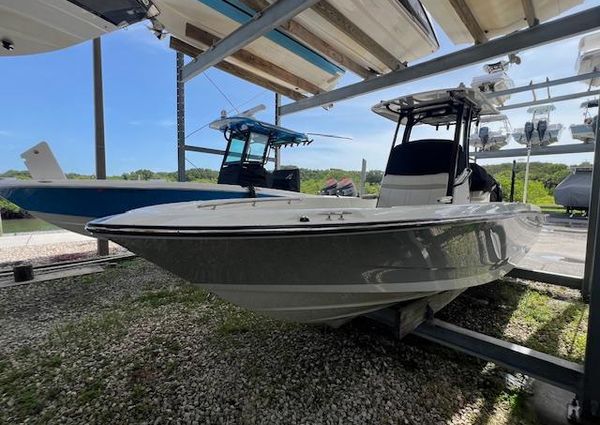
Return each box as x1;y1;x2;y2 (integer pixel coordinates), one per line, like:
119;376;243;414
0;180;292;236
91;205;543;324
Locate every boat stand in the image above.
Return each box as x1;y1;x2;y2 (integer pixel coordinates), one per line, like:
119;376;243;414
365;287;586;422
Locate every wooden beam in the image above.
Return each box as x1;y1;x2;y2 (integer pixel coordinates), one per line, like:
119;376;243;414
238;0;374;79
521;0;539;27
185;24;321;95
448;0;488;44
311;0;404;71
170;37;306;101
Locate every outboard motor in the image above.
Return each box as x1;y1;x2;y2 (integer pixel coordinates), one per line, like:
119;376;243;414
336;177;357;197
478;126;490;149
524;122;535;143
320;178;338;195
537;120;548;143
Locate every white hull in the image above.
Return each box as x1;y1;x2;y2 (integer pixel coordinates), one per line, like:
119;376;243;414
88;199;544;325
570;123;596;143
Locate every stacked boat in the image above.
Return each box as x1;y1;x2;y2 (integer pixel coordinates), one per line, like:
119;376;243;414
87;88;544;326
469;114;511;151
570;100;598;143
471;61;514;107
512;105;563;147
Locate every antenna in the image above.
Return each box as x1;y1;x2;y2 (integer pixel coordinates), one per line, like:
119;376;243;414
239;104;266;118
305;132;353;140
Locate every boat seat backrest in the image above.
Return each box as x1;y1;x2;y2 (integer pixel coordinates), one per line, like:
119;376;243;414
377;140;465;207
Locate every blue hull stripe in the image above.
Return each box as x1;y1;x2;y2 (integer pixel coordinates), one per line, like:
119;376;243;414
0;186;273;218
198;0;344;76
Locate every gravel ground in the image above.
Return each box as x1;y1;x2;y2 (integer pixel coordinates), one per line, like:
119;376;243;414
0;260;588;424
0;240;126;268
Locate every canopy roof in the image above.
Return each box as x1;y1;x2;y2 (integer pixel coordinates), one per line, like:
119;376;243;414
371;87;499;125
209;116;311;146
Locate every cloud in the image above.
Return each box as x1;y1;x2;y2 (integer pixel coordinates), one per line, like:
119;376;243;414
157;119;175;127
0;130;11;136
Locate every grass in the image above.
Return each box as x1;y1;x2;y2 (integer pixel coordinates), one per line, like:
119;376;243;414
136;285;209;308
0;260;589;424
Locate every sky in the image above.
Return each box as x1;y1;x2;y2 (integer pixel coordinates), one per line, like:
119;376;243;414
1;0;599;175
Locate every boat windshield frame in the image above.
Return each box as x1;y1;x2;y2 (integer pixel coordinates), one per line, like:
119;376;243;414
220;129;272;169
388;96;479;197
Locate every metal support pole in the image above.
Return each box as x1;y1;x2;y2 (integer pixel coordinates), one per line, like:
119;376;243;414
176;52;186;182
510;160;516;202
523;142;532;203
274;93;281;170
583;97;600;299
582;98;600;420
359;159;367;197
93;38;109;256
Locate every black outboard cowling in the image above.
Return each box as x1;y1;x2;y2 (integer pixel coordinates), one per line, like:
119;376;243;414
320;178;338;195
336;178;357;197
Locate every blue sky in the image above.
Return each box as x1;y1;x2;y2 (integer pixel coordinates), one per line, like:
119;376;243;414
1;0;599;175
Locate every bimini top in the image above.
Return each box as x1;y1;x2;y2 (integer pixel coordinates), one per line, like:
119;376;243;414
526;105;556;114
371;87;498;125
209;116;311;146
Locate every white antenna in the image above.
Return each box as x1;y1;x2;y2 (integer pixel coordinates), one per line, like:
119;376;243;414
239;104;266;118
305;132;353;140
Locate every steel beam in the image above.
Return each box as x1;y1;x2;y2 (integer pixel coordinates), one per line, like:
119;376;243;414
274;93;281;170
92;38;109;257
414;319;584;393
473;143;595;159
498;89;600;111
176;52;186;182
507;268;582;290
182;0;320;82
486;70;600;99
280;6;600;116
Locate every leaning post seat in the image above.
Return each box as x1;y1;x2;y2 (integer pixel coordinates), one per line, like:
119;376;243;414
377;140;466;207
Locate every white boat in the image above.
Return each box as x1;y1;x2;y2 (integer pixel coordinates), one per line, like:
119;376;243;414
576;32;600;87
570;100;598;143
156;0;439;96
87;88;544;326
0;115;317;235
0;0;157;56
512;105;563;147
469;114;511;151
421;0;582;45
471;61;514;106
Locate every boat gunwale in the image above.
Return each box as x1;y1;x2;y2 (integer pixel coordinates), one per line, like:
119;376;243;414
86;209;543;238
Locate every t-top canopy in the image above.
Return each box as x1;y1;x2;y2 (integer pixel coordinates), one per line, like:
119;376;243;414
527;105;556;114
209;116;311;146
371;87;498;125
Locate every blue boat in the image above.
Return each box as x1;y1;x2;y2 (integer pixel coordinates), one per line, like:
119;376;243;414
0;116;313;235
